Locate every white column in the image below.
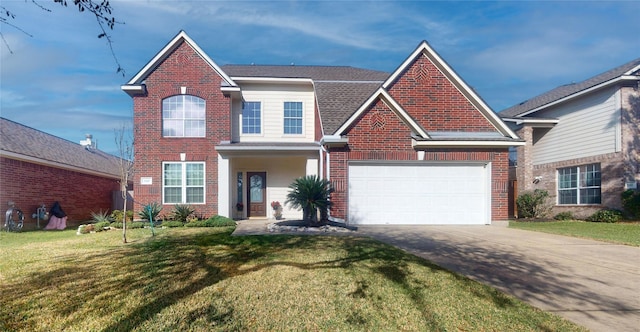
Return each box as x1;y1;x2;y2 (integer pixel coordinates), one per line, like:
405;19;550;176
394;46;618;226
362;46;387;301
306;158;318;177
217;154;230;217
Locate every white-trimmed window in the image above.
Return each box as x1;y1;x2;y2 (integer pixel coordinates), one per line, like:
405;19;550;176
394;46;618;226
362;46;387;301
163;162;205;204
162;95;206;137
283;101;303;134
242;101;261;134
558;163;601;205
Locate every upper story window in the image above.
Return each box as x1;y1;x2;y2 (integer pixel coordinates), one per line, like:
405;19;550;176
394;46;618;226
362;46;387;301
163;162;205;204
558;163;601;205
162;95;206;137
242;102;261;134
283;102;303;134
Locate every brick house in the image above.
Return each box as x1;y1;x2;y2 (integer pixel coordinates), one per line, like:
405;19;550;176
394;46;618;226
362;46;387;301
501;58;640;218
122;31;522;225
0;118;126;229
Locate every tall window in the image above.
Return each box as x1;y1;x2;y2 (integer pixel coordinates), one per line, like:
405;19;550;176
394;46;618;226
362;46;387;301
163;162;205;204
162;95;206;137
242;102;261;134
283;102;303;134
558;163;601;205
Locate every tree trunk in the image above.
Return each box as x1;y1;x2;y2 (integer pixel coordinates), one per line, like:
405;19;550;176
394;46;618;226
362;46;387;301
122;195;127;244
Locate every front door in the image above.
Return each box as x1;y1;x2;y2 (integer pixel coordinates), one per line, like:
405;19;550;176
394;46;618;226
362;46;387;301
247;172;266;218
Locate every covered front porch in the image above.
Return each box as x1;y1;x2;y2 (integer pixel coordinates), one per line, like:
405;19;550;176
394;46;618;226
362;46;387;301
216;142;321;219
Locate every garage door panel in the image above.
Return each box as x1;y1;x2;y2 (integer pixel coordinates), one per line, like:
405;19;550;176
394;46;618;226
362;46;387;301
348;163;489;225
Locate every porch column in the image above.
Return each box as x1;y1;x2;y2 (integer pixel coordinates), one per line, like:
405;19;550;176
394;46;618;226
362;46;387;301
306;158;318;177
217;153;230;218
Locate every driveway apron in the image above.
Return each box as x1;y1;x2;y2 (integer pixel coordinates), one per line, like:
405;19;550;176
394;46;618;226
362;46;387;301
357;225;640;332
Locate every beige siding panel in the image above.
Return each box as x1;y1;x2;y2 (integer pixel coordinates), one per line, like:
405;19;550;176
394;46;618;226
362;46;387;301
532;87;620;165
232;156;309;220
236;83;315;143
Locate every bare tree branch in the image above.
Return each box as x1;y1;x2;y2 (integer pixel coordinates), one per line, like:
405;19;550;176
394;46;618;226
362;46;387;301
1;0;125;76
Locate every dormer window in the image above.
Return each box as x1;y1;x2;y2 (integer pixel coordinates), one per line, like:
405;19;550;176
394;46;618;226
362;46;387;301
162;95;206;137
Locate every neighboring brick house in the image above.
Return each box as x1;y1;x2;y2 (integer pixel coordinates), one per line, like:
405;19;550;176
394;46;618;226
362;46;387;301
122;31;522;225
501;58;640;218
0;118;127;229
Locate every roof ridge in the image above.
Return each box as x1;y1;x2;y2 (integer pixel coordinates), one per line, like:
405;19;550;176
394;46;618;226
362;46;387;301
500;56;640;117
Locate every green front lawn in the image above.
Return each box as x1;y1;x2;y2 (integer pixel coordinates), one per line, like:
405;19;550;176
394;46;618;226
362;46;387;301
1;228;585;331
510;220;640;246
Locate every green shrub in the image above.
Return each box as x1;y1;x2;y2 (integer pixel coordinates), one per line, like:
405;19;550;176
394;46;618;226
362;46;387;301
110;210;134;223
516;189;551;219
91;210;112;223
138;202;163;222
209;215;236;227
171;205;195;223
554;211;574;220
110;221;123;229
185;215;236;228
621;190;640;219
162;220;184;228
129;222;145;229
587;209;623;223
94;221;111;232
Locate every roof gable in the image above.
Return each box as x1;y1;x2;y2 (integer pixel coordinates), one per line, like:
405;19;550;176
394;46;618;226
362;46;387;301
500;57;640;118
0;118;123;178
338;41;518;139
336;89;429;138
123;31;236;90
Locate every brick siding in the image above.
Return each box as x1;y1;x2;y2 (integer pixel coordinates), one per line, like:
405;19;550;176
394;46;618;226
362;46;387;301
132;41;231;218
387;53;497;132
0;157;120;230
328;98;510;221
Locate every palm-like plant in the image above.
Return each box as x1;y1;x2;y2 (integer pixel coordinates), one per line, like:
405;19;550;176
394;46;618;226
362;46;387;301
285;175;333;225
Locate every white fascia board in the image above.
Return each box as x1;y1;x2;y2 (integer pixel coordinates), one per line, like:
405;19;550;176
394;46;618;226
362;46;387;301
320;135;348;145
516;76;640;117
501;117;560;125
623;64;640;75
412;140;526;148
383;41;519;139
230;77;313;85
1;150;120;180
126;31;237;88
120;84;146;96
215;145;320;152
334;88;429;138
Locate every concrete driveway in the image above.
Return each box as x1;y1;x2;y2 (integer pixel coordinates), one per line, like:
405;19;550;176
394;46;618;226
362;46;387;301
357;225;640;332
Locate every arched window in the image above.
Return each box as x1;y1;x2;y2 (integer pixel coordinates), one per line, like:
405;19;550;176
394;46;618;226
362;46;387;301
162;95;205;137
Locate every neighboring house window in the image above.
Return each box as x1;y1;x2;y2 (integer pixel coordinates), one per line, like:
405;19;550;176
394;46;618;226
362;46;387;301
162;95;206;137
283;102;303;134
508;146;517;167
242;102;261;134
557;163;601;205
163;162;205;204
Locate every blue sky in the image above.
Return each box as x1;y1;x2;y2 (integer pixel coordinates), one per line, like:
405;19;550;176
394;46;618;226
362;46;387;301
1;0;639;156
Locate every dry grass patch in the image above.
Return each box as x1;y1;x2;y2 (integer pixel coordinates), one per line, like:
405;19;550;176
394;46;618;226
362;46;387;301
1;228;585;331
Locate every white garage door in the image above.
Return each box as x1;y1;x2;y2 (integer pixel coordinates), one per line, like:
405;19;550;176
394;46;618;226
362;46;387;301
348;162;490;225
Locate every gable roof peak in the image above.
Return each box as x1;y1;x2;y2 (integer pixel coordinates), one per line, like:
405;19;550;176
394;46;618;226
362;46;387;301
380;40;519;139
122;30;236;90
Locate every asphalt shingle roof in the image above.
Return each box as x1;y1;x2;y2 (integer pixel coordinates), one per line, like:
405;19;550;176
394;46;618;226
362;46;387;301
0;117;122;178
500;57;640;118
222;65;389;134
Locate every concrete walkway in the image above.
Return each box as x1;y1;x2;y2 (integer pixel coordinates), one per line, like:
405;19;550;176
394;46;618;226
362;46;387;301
233;221;640;332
